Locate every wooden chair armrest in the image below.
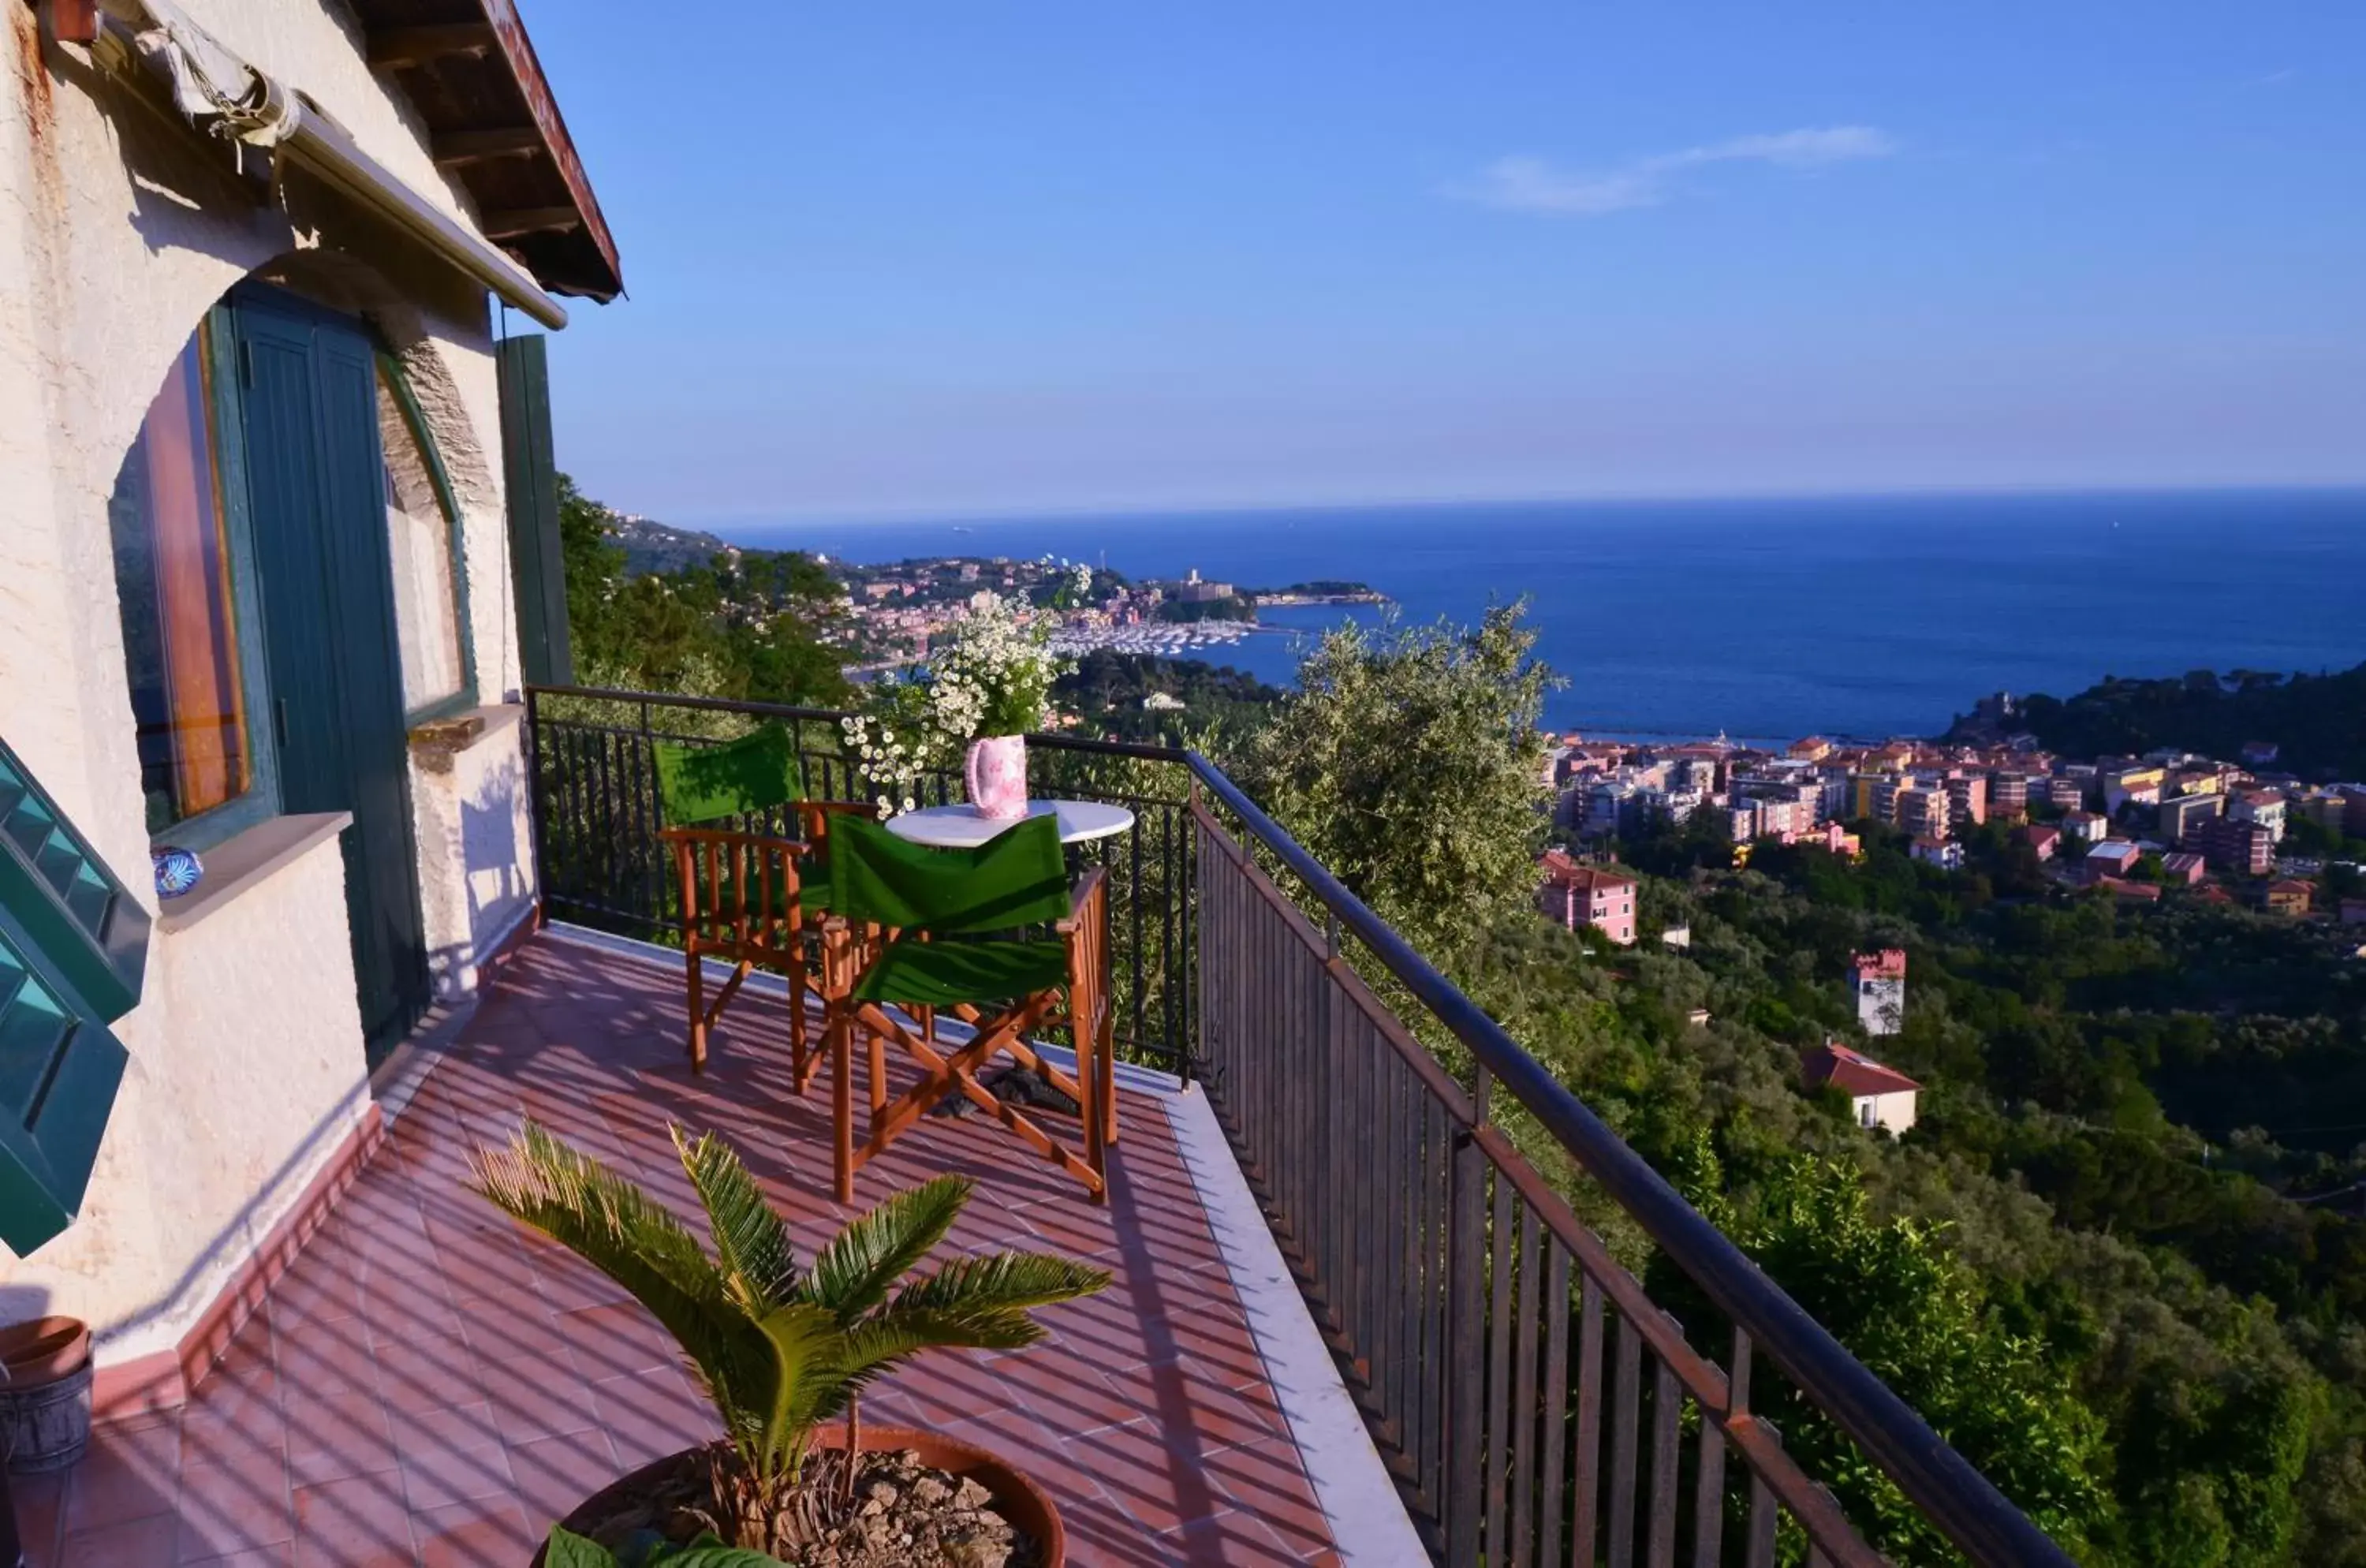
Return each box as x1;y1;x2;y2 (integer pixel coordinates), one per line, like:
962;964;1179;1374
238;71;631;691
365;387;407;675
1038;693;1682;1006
1058;867;1109;933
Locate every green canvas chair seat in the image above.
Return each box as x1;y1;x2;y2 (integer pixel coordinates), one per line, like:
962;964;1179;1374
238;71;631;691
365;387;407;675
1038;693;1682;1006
820;812;1117;1204
853;937;1070;1008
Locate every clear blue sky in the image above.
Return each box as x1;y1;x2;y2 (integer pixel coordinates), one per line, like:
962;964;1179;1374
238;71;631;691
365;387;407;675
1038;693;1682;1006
519;2;2364;525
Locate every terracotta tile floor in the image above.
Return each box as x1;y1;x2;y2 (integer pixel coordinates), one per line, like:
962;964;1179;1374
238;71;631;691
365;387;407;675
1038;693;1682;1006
37;935;1342;1566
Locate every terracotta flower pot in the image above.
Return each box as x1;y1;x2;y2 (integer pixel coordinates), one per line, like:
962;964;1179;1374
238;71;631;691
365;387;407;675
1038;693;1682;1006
528;1423;1065;1567
0;1316;93;1473
964;734;1029;820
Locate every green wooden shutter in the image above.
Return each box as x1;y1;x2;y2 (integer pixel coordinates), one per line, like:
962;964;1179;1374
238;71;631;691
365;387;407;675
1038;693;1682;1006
497;334;573;686
0;740;148;1021
0;738;140;1256
234;293;429;1055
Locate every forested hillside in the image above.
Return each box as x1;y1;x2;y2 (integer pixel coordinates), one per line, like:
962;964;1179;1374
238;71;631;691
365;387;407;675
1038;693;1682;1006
1219;608;2366;1566
557;474;852;707
1950;663;2366;780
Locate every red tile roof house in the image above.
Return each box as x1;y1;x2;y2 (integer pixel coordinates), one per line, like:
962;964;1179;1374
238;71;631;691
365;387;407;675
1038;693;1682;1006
2266;879;2316;917
1537;849;1639;945
1803;1043;1924;1134
2161;851;2209;886
2021;823;2062;861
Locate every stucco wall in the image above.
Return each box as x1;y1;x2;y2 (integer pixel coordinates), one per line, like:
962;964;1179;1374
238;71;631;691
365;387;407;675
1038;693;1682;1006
411;709;537;1002
0;2;538;1357
1857;1090;1919;1137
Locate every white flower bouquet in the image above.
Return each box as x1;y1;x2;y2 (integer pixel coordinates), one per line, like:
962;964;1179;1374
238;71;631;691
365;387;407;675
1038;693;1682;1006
841;593;1073;818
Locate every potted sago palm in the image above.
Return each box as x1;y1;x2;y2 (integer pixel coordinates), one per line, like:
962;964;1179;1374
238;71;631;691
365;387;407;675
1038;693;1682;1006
473;1121;1106;1567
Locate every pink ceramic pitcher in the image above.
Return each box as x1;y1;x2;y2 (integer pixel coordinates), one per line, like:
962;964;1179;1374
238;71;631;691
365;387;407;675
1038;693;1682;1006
965;734;1028;819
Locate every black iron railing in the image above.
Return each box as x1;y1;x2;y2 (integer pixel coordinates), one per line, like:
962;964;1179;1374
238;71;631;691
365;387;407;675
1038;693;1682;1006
521;685;2073;1568
522;685;1198;1077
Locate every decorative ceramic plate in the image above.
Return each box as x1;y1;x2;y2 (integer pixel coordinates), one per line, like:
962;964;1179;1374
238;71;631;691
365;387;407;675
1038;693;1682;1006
151;846;203;898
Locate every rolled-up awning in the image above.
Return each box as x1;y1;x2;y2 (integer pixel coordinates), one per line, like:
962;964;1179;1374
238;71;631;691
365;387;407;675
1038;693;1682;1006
95;0;573;328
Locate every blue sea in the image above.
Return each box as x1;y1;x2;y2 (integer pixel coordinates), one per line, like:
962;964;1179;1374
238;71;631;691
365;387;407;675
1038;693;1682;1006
722;490;2366;741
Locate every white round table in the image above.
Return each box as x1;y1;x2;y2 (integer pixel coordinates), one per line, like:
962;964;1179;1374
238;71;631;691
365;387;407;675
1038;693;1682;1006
884;799;1136;849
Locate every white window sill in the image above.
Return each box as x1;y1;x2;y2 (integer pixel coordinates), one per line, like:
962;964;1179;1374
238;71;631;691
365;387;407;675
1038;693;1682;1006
155;812;352;935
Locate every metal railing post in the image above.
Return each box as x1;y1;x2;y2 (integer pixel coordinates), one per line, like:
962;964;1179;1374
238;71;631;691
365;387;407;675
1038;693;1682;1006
1445;1057;1493;1560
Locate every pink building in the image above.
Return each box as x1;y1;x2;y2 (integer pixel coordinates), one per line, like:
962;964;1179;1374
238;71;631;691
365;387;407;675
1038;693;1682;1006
1537;850;1638;946
2021;824;2062;861
1849;950;1908;1036
2160;852;2207;886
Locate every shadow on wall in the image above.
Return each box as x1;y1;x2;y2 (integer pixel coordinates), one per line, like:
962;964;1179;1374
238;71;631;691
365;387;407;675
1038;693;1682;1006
427;758;529;1000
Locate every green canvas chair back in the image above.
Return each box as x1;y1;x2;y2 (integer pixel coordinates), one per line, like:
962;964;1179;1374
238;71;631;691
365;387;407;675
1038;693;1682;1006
651;722;806;827
828;813;1069;935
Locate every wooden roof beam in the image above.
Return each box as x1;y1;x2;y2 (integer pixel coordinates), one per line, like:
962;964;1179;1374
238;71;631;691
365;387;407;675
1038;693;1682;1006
481;207;584;241
433;126;545;168
368;24;498;69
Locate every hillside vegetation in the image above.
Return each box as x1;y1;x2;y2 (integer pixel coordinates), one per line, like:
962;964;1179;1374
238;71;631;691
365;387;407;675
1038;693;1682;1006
1952;663;2366;780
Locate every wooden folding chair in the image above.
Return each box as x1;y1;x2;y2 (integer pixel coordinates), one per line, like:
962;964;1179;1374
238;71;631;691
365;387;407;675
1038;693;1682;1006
816;813;1117;1204
650;723;868;1078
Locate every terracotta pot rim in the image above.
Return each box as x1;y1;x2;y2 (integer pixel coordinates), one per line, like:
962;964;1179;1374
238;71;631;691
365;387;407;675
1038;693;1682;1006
0;1317;91;1387
529;1422;1065;1567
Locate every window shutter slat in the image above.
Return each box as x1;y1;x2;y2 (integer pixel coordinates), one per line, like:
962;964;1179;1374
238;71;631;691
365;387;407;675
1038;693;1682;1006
0;738;151;1022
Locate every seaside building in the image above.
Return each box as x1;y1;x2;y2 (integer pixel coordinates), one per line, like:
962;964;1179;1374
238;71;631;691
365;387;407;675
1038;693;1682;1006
2160;792;2226;844
1912;837;1965;870
1988;773;2030;820
1849;949;1909;1036
2085;841;2144;881
2265;880;2314;917
1537;851;1638;946
2192;816;2277;876
2104;766;2166;816
2231;790;2288;842
1172;569;1234;604
1803;1042;1922;1134
1894;784;1951;843
1818;821;1864;859
1943;774;1988;831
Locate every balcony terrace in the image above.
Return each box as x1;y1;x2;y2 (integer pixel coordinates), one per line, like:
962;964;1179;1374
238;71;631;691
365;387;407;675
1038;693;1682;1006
36;933;1357;1566
32;687;2073;1566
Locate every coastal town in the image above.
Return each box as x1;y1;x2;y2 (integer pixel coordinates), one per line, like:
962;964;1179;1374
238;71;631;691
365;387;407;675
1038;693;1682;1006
827;554;1382;667
604;506;1386;671
1536;697;2366;950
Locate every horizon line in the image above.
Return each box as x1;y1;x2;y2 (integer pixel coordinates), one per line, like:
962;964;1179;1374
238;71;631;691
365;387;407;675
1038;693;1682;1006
661;480;2366;538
